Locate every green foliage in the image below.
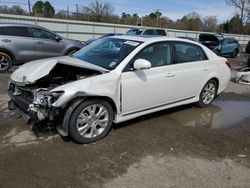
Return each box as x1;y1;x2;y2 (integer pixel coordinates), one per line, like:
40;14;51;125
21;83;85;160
0;5;27;15
32;0;55;17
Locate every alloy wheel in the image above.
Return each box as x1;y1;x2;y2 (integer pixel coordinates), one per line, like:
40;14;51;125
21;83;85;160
76;104;109;138
202;82;216;105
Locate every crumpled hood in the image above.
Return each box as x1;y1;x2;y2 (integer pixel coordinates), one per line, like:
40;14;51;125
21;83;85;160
10;56;108;84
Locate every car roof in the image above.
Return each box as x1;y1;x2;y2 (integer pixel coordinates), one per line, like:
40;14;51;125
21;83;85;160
0;23;48;30
111;35;201;45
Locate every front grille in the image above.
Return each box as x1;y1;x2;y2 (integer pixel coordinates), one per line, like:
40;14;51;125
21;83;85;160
8;83;34;109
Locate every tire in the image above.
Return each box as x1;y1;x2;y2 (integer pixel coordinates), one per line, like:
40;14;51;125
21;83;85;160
231;49;238;58
67;49;78;56
69;99;114;144
196;80;217;108
0;52;12;73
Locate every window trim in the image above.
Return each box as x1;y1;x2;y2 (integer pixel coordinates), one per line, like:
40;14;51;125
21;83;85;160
123;41;174;72
173;41;208;64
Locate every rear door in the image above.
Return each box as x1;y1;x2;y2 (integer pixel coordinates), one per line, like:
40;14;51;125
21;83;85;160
0;26;35;63
172;42;211;100
29;27;65;59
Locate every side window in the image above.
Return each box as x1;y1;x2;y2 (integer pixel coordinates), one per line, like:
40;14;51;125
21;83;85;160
0;27;5;35
223;38;229;45
143;29;156;35
132;42;173;69
3;27;29;37
175;42;207;63
30;28;56;40
156;30;166;36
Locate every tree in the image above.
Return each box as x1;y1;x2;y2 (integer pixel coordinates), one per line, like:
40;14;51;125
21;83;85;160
226;0;250;33
44;1;55;17
32;1;55;17
86;1;114;22
32;1;44;16
0;5;26;15
176;12;203;31
203;16;218;32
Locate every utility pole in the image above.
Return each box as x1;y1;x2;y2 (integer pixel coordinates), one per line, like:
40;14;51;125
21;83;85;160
28;0;31;16
156;9;160;27
67;5;69;19
75;4;79;19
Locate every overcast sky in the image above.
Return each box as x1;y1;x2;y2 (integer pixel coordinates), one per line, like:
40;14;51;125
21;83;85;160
2;0;237;23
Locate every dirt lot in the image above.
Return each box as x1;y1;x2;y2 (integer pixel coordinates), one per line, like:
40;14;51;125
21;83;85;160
1;58;250;188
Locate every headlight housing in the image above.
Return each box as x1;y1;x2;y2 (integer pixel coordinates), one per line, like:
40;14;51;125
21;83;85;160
33;90;64;107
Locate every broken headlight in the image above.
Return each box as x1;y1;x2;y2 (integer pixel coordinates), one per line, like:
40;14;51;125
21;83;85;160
33;90;64;108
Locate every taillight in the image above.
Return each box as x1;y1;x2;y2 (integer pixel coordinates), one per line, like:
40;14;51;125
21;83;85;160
225;60;231;69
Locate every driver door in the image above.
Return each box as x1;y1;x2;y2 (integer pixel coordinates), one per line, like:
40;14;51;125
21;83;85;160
121;42;176;114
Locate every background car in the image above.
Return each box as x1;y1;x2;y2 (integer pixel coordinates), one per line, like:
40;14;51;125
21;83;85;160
84;33;123;46
125;28;167;36
0;23;84;72
177;36;195;41
245;41;250;54
199;33;239;58
8;36;231;144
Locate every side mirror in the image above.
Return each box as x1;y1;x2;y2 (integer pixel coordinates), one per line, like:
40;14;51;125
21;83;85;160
55;36;62;42
133;59;151;70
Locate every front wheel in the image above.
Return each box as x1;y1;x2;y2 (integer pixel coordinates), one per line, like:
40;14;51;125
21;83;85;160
197;80;217;108
69;99;114;144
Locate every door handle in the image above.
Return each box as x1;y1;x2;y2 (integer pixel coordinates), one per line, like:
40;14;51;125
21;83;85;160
165;73;175;77
37;41;44;45
2;39;11;42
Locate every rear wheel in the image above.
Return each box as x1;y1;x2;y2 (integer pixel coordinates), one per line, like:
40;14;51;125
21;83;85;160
69;99;114;144
197;80;217;108
67;49;78;56
0;52;12;73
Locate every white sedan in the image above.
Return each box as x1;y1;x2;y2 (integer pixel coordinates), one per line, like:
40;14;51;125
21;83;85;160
8;36;231;143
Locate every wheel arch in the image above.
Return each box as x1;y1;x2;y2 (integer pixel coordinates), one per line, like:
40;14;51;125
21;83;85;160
59;95;117;136
0;47;16;61
64;47;81;55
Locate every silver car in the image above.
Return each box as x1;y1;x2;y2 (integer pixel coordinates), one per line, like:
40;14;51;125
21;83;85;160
0;23;84;72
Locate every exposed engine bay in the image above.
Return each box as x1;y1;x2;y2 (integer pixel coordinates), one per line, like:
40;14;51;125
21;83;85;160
8;64;102;124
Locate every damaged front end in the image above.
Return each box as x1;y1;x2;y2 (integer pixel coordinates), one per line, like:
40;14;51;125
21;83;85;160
8;83;63;126
27;89;63;123
8;59;106;131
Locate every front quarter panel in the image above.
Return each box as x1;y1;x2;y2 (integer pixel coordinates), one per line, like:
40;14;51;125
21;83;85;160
51;71;121;112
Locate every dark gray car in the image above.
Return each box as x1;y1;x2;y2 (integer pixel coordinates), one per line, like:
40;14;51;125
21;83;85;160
0;23;84;72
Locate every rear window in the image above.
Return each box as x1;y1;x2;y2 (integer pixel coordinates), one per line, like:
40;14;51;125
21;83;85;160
0;26;29;37
175;42;208;63
156;29;166;36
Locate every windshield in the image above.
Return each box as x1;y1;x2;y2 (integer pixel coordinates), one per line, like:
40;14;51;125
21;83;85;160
73;38;142;70
126;29;143;36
